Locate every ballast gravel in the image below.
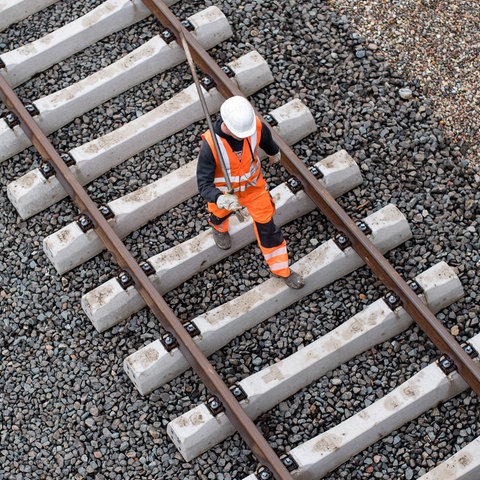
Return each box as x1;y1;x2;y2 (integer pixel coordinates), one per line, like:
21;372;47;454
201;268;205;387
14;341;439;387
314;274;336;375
331;0;480;167
0;0;479;479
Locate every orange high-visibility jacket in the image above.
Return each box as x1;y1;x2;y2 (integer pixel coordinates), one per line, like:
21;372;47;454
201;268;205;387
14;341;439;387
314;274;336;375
201;117;267;194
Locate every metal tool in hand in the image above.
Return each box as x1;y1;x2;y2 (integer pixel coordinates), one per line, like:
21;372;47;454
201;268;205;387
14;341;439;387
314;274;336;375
179;32;244;223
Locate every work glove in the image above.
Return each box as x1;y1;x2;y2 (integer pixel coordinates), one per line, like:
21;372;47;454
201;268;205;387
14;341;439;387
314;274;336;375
268;151;281;165
216;193;241;211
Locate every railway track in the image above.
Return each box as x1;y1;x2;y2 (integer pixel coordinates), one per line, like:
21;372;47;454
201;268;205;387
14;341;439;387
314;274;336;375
1;1;479;479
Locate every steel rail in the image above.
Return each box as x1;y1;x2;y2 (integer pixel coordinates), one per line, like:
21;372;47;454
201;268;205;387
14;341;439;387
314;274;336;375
142;0;480;398
0;76;293;480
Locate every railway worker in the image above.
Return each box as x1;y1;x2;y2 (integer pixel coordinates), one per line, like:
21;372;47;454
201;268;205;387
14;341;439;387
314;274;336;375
196;96;304;289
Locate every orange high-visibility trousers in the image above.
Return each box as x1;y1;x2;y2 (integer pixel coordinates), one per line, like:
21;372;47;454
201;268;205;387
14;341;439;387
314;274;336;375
208;186;290;278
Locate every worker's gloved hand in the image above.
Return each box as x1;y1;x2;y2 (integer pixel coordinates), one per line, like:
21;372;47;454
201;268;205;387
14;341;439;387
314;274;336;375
268;151;281;165
216;193;241;211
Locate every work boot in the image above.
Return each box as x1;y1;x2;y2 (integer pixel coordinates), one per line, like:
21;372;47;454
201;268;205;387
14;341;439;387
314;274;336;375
212;228;231;250
273;271;304;289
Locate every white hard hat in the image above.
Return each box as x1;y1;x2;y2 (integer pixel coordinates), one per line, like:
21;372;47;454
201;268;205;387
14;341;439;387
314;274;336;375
220;96;256;138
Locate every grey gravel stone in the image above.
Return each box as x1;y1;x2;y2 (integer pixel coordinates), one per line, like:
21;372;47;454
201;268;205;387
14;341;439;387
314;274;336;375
399;87;413;100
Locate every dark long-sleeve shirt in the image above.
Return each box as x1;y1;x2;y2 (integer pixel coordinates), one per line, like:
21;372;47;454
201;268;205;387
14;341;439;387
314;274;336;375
196;117;279;204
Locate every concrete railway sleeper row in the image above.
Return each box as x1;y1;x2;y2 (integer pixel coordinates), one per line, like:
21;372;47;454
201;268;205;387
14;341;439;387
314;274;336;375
0;1;478;479
7;48;271;219
82;149;360;332
0;0;179;87
241;332;480;480
43;98;316;273
0;5;230;165
170;262;468;460
140;0;480;396
0;4;295;478
0;47;297;480
125;203;412;396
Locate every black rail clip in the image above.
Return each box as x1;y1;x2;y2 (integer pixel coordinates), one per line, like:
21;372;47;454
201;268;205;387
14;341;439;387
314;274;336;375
438;355;456;375
181;19;194;31
333;232;351;250
200;75;215;91
78;214;94;233
264;114;278;126
256;466;273;480
161;28;176;44
40;161;55;179
409;280;424;294
25;103;39;117
229;384;247;402
206;395;224;416
280;454;298;472
139;260;155;277
5;112;19;129
161;332;179;352
384;290;402;310
462;342;479;359
117;270;134;290
0;58;5;69
357;221;372;235
183;321;200;338
286;176;302;193
309;164;324;179
99;204;114;220
221;65;235;78
62;152;76;167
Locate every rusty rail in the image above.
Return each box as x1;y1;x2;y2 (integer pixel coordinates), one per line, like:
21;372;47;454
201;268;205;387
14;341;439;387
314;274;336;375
0;74;294;480
142;0;480;398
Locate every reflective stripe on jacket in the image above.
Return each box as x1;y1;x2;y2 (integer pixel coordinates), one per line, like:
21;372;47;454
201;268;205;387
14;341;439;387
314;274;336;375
201;117;266;193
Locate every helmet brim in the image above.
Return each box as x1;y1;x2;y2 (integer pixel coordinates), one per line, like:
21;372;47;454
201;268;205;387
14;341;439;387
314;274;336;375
227;121;257;139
